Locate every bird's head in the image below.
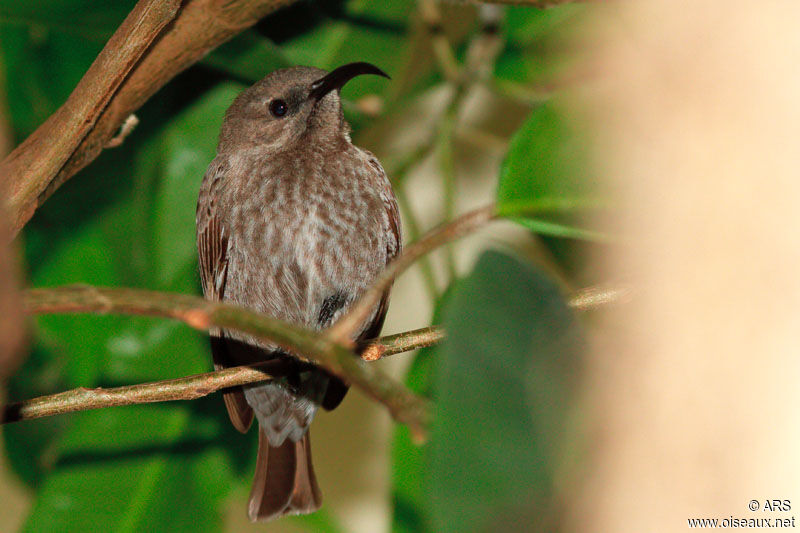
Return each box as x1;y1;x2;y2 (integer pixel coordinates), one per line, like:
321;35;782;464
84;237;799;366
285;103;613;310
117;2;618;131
218;62;389;153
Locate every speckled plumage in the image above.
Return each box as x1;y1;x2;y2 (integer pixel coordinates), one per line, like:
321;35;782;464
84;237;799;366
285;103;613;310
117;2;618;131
196;65;399;521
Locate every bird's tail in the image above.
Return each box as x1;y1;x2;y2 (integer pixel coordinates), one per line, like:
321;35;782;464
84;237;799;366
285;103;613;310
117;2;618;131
248;429;322;521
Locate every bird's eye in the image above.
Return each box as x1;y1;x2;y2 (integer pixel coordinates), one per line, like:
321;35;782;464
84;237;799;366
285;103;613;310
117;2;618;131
269;99;288;118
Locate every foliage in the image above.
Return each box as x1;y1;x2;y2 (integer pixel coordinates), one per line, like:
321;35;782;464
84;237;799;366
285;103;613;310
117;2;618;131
1;1;597;532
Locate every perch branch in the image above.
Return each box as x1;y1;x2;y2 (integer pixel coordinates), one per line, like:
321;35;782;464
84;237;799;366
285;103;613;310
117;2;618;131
22;286;430;439
1;0;298;239
4;281;629;424
2;362;275;424
1;326;441;425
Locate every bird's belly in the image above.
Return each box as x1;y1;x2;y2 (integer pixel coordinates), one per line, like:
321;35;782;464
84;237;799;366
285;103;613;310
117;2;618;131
225;192;385;333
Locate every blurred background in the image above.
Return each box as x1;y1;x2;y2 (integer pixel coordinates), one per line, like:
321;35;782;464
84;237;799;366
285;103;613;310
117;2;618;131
3;0;800;532
0;1;589;531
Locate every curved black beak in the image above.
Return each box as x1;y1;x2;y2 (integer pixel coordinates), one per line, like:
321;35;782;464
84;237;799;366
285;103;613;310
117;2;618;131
308;62;390;101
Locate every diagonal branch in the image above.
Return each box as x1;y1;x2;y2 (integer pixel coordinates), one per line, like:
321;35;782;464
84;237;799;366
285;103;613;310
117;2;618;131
24;285;431;439
0;0;181;233
2;0;298;239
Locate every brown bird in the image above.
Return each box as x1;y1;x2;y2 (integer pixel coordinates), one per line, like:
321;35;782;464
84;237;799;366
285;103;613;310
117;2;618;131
196;63;400;521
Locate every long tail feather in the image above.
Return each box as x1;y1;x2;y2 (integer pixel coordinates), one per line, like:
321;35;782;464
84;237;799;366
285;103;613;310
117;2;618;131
248;430;322;521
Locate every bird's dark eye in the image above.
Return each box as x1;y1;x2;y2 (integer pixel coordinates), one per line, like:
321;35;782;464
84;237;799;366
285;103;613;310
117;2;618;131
269;99;288;118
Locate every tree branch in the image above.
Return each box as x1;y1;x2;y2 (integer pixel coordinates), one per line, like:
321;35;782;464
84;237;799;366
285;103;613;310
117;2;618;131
22;286;430;439
4;281;629;425
363;326;446;361
1;0;297;239
0;0;181;235
2;362;275;424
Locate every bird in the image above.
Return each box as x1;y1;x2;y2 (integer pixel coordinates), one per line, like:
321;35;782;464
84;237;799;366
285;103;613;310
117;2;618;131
195;63;400;521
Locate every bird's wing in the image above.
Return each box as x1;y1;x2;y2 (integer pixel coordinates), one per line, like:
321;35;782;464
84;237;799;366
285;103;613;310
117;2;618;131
359;152;403;345
197;162;254;433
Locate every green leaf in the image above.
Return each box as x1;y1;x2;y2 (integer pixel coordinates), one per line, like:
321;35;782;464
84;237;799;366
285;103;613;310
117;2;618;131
504;4;584;47
391;332;439;533
0;23;103;139
290;508;347;533
426;251;582;533
0;0;136;35
391;286;458;533
202;30;290;84
31;207;132;386
2;343;70;486
151;82;243;291
21;406;230;533
497;102;607;241
495;4;585;88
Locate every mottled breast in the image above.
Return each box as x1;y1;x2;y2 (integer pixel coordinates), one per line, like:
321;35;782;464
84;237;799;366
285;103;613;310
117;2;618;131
212;141;398;337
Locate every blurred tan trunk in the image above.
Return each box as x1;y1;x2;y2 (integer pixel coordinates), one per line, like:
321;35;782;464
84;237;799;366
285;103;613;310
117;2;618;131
570;1;800;531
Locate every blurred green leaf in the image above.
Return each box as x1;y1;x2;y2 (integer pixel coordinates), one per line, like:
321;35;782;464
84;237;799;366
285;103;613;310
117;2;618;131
31;207;133;385
0;0;135;35
22;406;231;533
290;508;346;533
497;102;607;241
504;4;583;47
391;290;455;533
202;30;290;84
495;4;584;87
426;251;581;533
3;343;70;486
151;83;243;291
0;24;102;139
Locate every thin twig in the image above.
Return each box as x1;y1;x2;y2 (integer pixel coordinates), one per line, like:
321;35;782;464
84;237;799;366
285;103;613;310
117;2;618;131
23;286;430;439
385;142;442;302
437;86;464;281
326;204;497;343
0;327;442;424
568;283;634;310
363;326;446;361
105;114;140;148
363;282;630;361
395;187;440;301
2;363;275;424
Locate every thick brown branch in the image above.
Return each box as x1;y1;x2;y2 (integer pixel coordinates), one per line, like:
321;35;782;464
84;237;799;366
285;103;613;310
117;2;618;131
326;204;497;343
2;0;297;238
23;286;430;439
0;0;181;233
